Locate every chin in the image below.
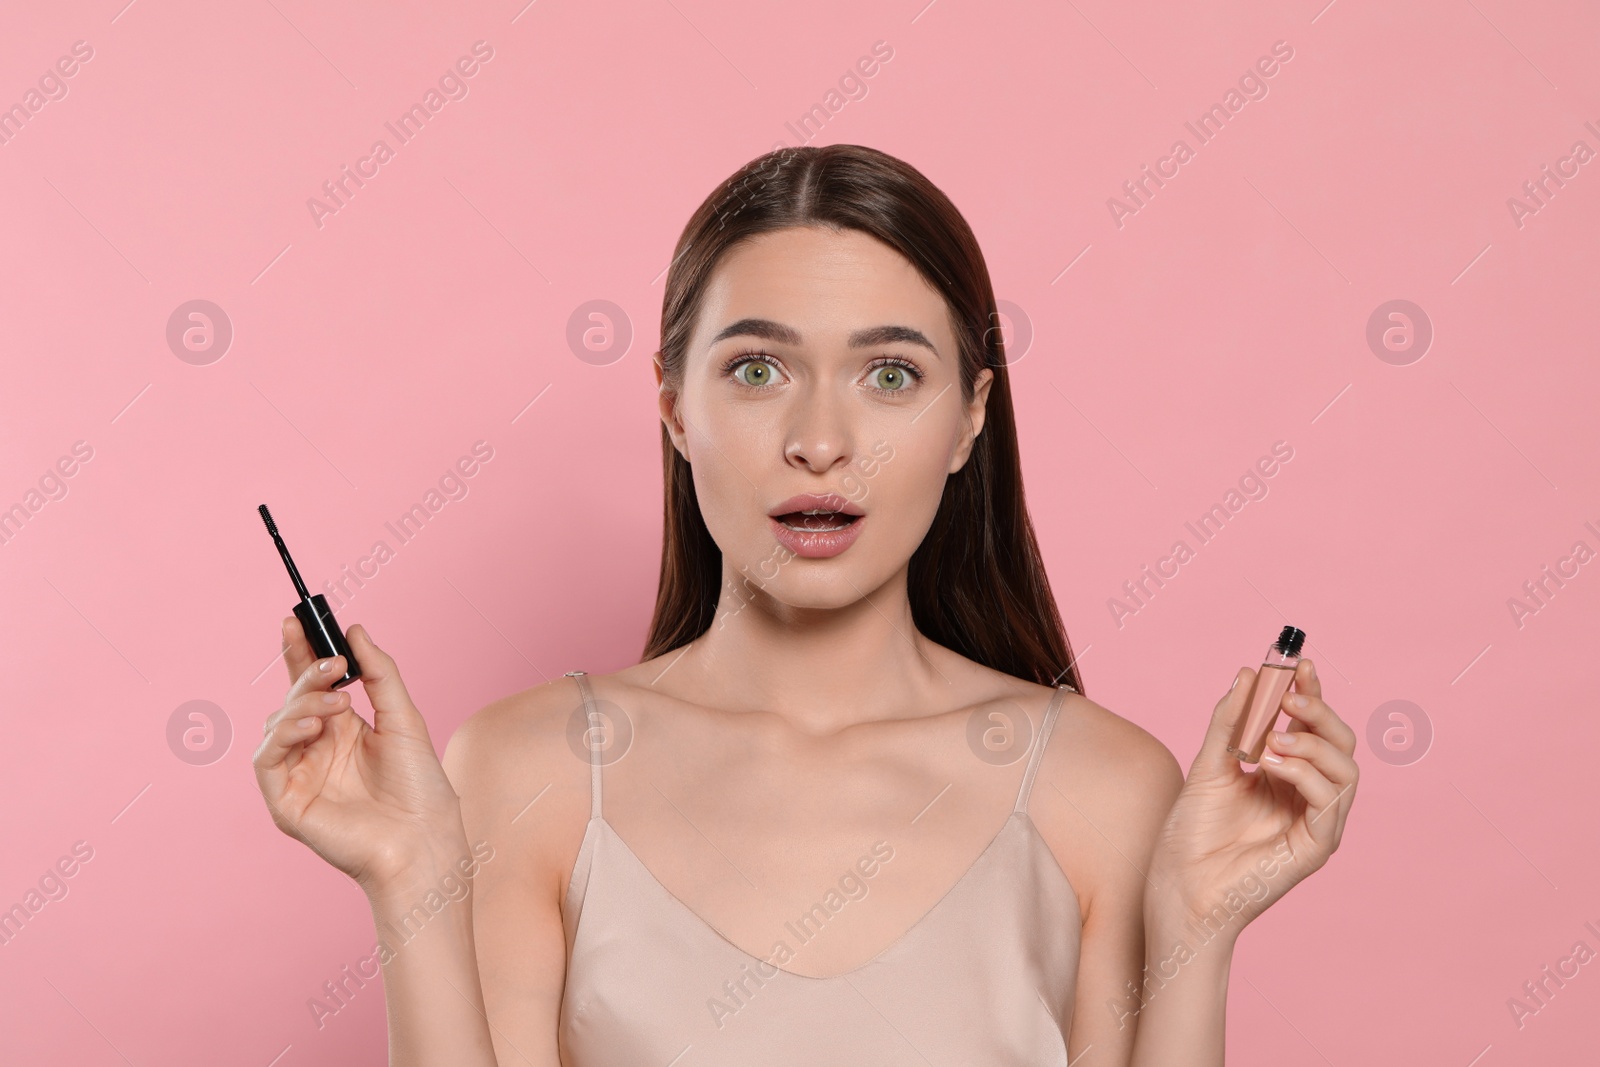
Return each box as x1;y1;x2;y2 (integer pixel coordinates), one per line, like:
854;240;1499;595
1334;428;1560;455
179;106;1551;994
749;555;906;606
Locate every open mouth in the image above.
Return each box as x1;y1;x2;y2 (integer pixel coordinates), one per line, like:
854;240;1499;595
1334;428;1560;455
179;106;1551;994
773;509;862;532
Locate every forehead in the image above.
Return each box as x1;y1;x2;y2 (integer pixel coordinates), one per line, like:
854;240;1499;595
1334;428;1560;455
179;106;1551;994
693;226;954;348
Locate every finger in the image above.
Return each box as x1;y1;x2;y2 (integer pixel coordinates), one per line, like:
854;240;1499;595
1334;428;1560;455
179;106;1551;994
1192;667;1255;780
1269;722;1360;842
1294;657;1321;703
1265;727;1358;793
1278;684;1357;757
253;700;340;824
285;652;349;704
282;614;317;683
255;706;330;765
1261;742;1357;851
261;684;352;741
344;624;428;736
1281;660;1317;733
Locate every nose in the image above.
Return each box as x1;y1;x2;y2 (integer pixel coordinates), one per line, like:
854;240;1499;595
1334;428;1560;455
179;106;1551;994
783;390;854;474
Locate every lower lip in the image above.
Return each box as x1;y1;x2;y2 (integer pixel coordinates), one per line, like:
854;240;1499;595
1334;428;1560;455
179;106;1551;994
769;514;866;559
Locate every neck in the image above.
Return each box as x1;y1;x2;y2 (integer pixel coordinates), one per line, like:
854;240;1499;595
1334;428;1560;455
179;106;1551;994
675;562;957;734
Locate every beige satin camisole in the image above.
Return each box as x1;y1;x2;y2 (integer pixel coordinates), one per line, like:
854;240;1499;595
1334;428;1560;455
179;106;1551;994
556;672;1081;1065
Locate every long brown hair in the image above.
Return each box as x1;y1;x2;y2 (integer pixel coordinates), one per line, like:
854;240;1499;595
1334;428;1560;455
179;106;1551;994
641;144;1084;695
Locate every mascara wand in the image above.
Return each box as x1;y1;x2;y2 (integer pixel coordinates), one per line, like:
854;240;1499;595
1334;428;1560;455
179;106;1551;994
259;504;361;689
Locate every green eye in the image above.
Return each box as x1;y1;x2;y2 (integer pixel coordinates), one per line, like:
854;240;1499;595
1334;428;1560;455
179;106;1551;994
872;365;910;391
734;360;772;386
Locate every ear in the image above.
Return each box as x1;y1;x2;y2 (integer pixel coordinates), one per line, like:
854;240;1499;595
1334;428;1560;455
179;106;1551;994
948;367;995;473
655;355;690;462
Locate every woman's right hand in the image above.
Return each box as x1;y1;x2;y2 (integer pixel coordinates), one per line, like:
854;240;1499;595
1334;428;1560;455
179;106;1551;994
253;618;469;897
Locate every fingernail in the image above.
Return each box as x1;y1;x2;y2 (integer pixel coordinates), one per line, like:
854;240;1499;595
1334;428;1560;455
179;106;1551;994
1307;660;1316;678
1230;674;1239;691
297;717;318;728
1294;694;1309;708
1262;751;1284;765
322;692;341;704
1273;730;1294;746
318;660;332;672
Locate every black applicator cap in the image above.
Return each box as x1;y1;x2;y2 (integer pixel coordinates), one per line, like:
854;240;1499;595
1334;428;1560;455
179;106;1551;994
293;594;362;690
259;504;362;689
1275;625;1307;657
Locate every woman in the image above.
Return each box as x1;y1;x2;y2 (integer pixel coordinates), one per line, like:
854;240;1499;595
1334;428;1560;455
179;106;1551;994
254;144;1357;1066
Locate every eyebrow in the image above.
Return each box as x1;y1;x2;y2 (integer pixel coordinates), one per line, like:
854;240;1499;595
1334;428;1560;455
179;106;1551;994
708;318;939;359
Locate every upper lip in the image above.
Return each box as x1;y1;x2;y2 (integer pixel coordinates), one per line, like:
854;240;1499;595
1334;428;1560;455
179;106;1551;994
767;492;866;518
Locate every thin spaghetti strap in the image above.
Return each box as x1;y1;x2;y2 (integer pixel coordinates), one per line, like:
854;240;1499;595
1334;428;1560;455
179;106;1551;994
565;671;601;819
1014;685;1070;813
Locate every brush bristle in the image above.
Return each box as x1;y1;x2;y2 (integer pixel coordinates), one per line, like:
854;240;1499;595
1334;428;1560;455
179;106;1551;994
258;504;278;537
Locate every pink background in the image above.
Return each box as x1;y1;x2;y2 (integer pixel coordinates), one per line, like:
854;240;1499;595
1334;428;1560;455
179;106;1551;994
3;0;1597;1063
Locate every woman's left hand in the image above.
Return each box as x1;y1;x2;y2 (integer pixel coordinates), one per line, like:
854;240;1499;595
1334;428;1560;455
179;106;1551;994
1146;658;1358;935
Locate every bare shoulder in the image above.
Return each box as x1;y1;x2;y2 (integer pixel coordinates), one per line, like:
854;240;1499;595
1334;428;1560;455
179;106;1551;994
1042;689;1183;809
442;675;594;895
1025;685;1184;913
443;674;586;805
441;678;596;1058
982;671;1181;809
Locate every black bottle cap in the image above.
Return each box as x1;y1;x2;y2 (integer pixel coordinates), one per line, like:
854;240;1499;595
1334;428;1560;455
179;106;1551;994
1274;625;1307;657
294;594;362;689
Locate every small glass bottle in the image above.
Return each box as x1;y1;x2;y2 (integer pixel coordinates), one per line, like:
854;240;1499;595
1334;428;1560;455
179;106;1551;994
1226;625;1307;763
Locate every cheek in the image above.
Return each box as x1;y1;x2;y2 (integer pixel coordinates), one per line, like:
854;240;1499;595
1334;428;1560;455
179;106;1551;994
878;447;951;528
683;387;776;455
845;429;956;545
682;410;768;544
